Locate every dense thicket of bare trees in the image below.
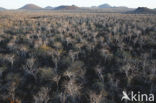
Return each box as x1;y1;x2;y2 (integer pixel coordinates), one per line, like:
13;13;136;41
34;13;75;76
0;12;156;103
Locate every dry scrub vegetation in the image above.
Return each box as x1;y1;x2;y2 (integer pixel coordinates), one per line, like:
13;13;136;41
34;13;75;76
0;11;156;103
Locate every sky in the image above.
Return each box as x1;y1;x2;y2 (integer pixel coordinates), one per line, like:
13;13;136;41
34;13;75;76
0;0;155;9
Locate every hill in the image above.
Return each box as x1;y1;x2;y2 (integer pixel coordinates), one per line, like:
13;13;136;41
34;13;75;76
98;3;112;8
19;4;42;10
96;4;129;10
129;7;156;14
0;7;5;10
89;4;132;13
54;5;79;10
44;6;53;10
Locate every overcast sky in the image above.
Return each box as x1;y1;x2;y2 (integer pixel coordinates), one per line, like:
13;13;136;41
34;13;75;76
0;0;155;9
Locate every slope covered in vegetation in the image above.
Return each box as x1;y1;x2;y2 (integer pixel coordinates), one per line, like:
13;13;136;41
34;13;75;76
0;12;156;103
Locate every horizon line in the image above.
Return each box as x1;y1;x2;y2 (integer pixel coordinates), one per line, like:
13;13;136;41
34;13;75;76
0;3;155;9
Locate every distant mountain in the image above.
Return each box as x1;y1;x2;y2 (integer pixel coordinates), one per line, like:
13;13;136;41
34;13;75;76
98;3;112;8
113;6;128;8
54;5;79;10
91;6;97;8
19;4;42;10
129;7;156;14
44;6;53;10
97;4;129;9
0;7;5;10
